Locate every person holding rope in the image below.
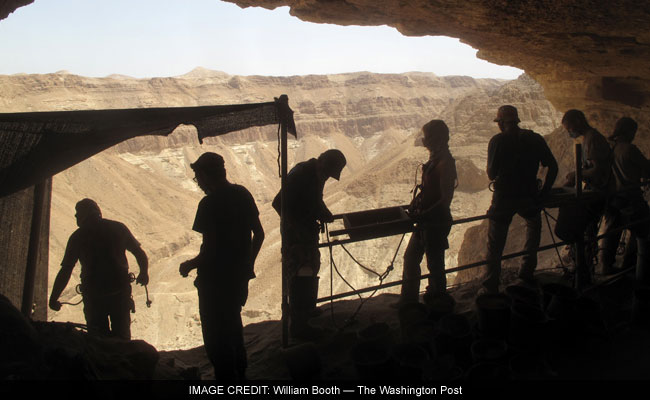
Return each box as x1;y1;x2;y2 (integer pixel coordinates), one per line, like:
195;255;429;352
555;109;613;285
393;120;457;307
598;117;650;283
49;198;149;340
272;149;346;339
482;105;558;294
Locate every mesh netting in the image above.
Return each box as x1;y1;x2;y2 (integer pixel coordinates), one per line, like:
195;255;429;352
0;100;295;197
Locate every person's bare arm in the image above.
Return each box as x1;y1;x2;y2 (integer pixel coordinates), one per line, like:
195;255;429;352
130;245;149;286
49;265;74;311
250;216;265;271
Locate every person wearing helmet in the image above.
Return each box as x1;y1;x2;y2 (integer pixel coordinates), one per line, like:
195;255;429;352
482;105;558;294
49;198;149;340
598;117;650;282
555;109;613;285
394;120;457;307
179;152;264;380
272;149;346;339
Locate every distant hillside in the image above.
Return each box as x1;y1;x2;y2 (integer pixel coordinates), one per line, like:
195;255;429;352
0;69;561;349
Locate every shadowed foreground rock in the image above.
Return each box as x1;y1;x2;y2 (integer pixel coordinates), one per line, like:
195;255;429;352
1;294;161;380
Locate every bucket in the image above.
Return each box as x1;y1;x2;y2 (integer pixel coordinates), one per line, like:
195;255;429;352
398;302;429;339
357;322;393;348
508;302;547;351
437;314;473;368
402;320;437;359
466;362;510;382
633;288;650;328
350;341;394;380
475;293;511;340
505;285;541;308
542;283;577;320
470;339;508;365
282;342;322;380
575;296;603;329
427;293;456;321
392;342;429;381
509;352;545;380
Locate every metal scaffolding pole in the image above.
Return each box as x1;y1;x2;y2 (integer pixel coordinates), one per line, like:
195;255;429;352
276;95;290;348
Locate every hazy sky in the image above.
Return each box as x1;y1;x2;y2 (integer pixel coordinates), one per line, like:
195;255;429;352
0;0;523;79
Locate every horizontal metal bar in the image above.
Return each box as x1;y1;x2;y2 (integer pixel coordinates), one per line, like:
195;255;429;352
317;213;650;303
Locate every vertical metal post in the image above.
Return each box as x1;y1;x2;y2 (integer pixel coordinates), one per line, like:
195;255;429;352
21;179;48;317
574;142;587;290
277;95;290;347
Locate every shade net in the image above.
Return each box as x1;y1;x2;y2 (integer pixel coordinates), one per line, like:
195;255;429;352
0;100;296;197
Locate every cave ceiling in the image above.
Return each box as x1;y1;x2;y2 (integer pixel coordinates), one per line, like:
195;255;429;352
2;0;650;131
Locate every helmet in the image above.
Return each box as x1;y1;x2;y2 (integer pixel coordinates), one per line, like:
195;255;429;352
494;105;521;123
318;149;347;180
422;119;450;143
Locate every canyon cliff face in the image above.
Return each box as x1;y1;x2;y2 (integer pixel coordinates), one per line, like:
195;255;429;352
216;1;650;151
0;69;561;349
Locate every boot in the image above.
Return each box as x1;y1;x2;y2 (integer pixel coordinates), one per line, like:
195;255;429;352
598;237;619;275
636;237;650;286
289;276;322;340
307;276;323;317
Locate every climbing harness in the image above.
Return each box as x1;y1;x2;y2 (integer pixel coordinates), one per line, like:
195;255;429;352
59;272;152;309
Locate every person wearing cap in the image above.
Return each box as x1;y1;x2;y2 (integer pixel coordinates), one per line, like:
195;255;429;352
556;109;613;285
49;198;149;340
179;152;264;380
482;105;558;294
394;120;457;307
272;149;346;339
598;117;650;281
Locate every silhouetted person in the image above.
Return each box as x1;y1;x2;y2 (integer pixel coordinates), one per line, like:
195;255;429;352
49;198;149;340
395;120;457;307
557;109;613;284
273;149;346;339
599;117;650;283
179;152;264;380
482;105;558;294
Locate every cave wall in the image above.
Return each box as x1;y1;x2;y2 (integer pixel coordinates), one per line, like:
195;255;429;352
219;0;650;146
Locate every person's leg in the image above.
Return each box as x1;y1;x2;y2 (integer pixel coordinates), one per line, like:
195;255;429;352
108;292;132;340
197;284;234;379
483;194;515;293
629;201;650;286
423;224;451;296
83;298;110;337
519;204;542;282
598;208;622;275
400;231;425;303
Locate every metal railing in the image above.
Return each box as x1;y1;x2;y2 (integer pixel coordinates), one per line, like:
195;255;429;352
316;167;649;305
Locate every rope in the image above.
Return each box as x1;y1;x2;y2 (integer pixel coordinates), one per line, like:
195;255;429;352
276;122;282;178
60;284;83;306
324;223;405;329
542;208;567;274
58;272;152;308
